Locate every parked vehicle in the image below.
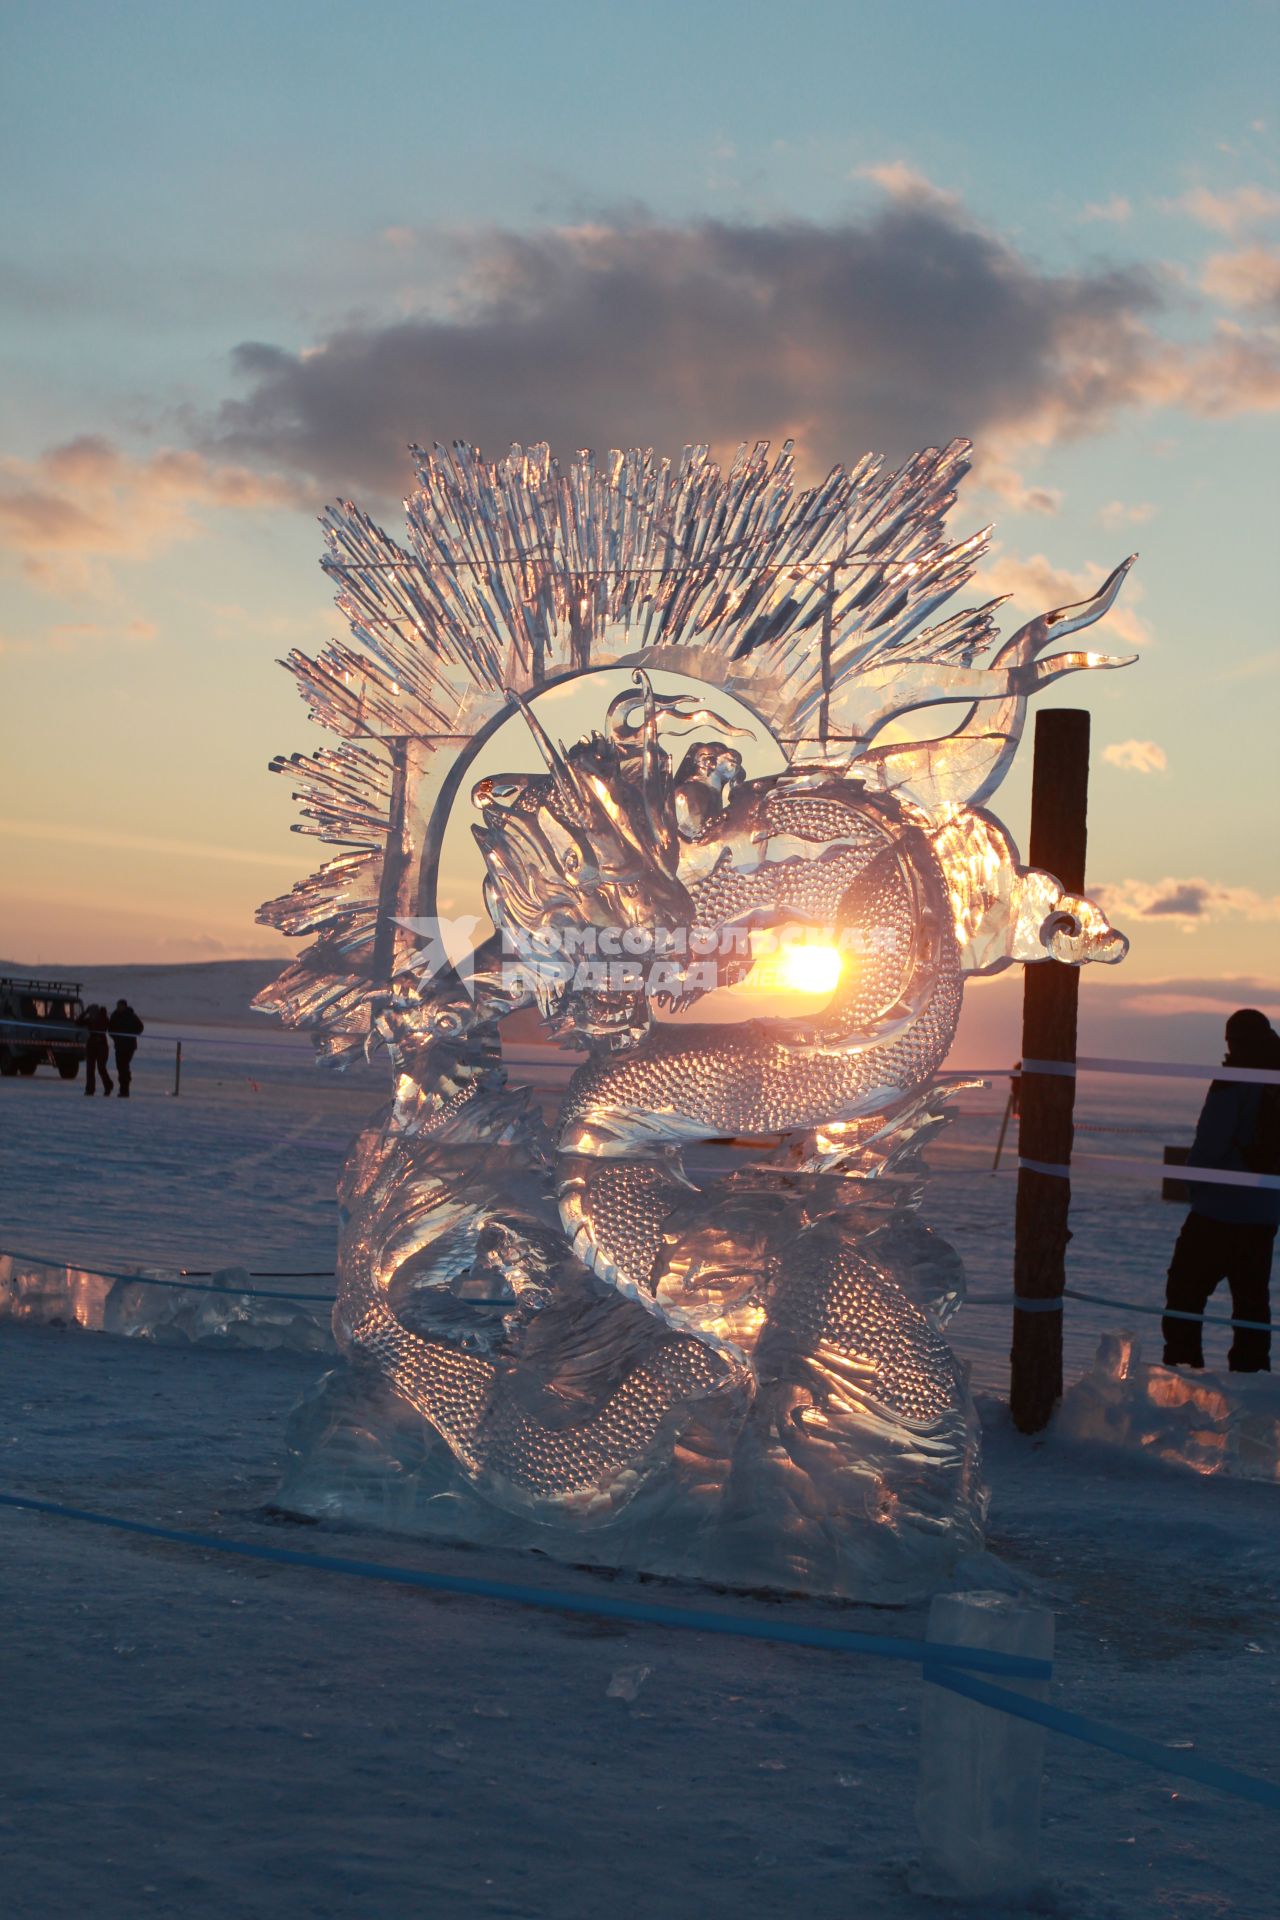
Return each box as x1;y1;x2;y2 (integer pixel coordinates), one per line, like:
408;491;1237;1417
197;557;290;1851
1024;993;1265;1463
0;976;85;1079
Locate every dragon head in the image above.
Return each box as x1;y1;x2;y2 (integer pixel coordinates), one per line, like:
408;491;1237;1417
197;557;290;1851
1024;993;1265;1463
471;675;719;1035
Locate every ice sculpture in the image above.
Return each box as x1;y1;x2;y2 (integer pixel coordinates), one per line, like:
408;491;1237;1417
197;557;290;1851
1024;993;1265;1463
259;438;1134;1599
1060;1334;1280;1481
0;1253;332;1353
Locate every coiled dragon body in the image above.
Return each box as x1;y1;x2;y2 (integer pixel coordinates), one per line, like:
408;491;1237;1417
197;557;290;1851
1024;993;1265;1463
260;437;1134;1597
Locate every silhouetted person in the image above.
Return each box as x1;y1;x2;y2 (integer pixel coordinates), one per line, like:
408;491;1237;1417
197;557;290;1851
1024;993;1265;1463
77;1004;113;1097
109;998;144;1098
1163;1009;1280;1372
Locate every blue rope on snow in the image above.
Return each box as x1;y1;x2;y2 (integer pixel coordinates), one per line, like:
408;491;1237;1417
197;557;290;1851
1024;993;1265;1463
4;1488;1277;1809
0;1489;1045;1677
926;1666;1280;1812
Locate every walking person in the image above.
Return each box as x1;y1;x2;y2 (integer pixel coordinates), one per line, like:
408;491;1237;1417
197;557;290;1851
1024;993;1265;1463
77;1004;113;1097
108;998;144;1098
1162;1008;1280;1372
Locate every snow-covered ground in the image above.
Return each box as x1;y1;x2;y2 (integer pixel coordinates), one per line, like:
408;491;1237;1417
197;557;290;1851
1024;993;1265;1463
3;1326;1278;1920
2;975;1277;1917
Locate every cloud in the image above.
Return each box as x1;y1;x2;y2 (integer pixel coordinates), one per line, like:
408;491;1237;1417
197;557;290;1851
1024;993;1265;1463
3;608;159;659
968;450;1062;516
0;818;298;870
201;204;1280;507
1077;196;1132;225
1103;738;1167;774
853;161;962;211
1113;975;1279;1019
45;616;157;653
1126;973;1275;1002
1097;876;1280;926
975;546;1152;649
1167;184;1280;235
0;437;297;590
205;205;1187;499
1141;321;1280;416
1097;499;1156;530
1201;244;1280;313
1220;648;1280;683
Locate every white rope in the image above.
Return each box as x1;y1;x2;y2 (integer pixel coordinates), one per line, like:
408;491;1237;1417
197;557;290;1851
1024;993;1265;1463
1024;1056;1280;1088
1018;1154;1280;1191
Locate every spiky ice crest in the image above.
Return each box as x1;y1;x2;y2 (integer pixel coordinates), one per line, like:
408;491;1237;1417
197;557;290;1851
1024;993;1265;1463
255;437;1135;1058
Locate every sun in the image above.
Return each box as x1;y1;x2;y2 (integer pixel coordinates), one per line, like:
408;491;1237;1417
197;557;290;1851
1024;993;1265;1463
777;943;844;996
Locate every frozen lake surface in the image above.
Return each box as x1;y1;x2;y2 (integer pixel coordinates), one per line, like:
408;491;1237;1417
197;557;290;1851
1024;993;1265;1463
0;1017;1212;1388
2;1023;1277;1919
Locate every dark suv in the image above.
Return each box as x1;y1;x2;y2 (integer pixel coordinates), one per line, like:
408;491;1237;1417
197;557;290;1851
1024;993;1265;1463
0;976;85;1079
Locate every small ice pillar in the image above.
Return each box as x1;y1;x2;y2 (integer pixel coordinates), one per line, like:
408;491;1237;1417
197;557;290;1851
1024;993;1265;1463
915;1590;1054;1901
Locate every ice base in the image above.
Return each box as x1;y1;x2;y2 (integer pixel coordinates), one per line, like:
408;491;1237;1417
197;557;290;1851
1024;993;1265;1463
279;1358;986;1605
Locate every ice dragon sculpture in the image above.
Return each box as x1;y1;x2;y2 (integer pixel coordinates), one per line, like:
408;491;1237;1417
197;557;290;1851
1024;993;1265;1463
259;438;1133;1600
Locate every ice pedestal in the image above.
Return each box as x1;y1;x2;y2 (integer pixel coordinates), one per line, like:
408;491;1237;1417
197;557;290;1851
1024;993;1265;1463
915;1590;1054;1903
278;1357;986;1605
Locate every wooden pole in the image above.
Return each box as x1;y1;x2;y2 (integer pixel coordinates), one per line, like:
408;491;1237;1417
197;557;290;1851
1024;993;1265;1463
172;1039;182;1098
1010;708;1090;1434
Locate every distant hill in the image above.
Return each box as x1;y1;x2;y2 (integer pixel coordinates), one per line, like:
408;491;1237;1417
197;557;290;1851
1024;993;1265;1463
0;959;282;1029
2;956;1269;1060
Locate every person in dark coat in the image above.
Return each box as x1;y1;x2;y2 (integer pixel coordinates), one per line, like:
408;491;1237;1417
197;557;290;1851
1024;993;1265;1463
77;1004;113;1097
108;998;144;1098
1163;1009;1280;1372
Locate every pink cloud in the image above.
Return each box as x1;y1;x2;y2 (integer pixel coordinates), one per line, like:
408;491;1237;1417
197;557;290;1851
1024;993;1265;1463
1103;739;1167;775
967;449;1062;516
1097;500;1156;530
0;436;297;591
1096;877;1280;926
853;161;962;212
1077;196;1132;225
1201;244;1280;311
975;546;1152;649
1167;183;1280;236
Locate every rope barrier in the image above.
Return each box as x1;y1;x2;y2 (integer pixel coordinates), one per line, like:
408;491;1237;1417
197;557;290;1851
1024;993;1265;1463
0;1490;1045;1677
1019;1155;1280;1191
10;1262;1266;1333
960;1286;1276;1336
1064;1287;1277;1338
0;1019;305;1054
7;1022;1280;1083
0;1250;333;1306
178;1269;335;1280
3;1487;1276;1811
925;1667;1280;1812
1024;1056;1280;1088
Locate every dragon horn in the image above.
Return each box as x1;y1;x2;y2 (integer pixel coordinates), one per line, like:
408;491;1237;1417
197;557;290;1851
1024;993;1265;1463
631;669;680;869
856;554;1139;812
991;554;1138;670
503;686;573;782
634;668;658;777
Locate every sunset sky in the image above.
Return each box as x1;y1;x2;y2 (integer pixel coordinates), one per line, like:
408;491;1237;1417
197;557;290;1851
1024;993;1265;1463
3;0;1278;1042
